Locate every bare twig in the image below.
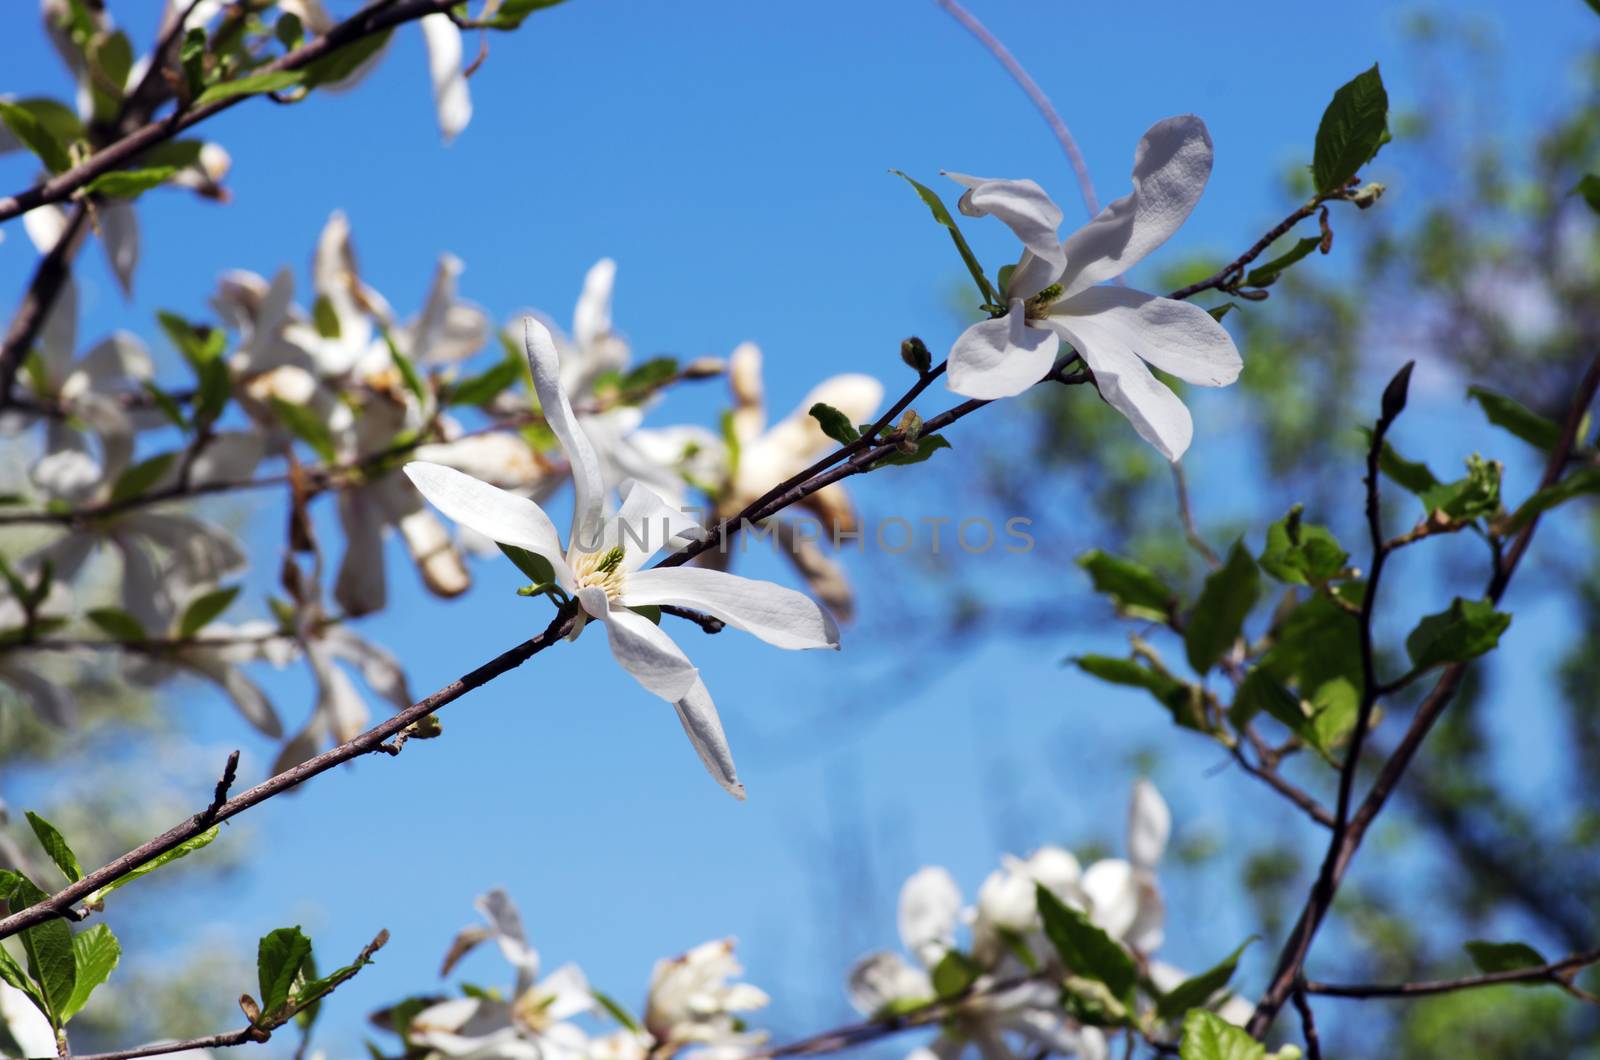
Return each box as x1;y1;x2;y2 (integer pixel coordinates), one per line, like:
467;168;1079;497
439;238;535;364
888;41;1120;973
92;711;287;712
1305;945;1600;999
1290;983;1323;1060
0;206;88;408
1170;462;1221;568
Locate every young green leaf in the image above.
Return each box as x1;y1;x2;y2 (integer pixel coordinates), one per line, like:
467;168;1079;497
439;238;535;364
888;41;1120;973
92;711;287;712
808;403;860;446
84;826;220;906
1464;940;1547;981
449;359;521;408
1036;885;1137;1003
591;989;640;1032
1405;597;1511;671
1418;454;1500;521
1179;1009;1264;1060
258;927;313;1015
156;312;224;368
302;30;393;85
1312;64;1390;193
1258;507;1347;586
891;170;999;304
270;399;338;463
194;69;306;107
1074;655;1207;732
1076;550;1175;622
1156;937;1257;1020
179;585;241;638
1578;173;1600;214
13;879;75;1027
1503;465;1600;532
874;434;951;468
384;334;427;404
141;381;189;431
1242;236;1320;288
109;453;178;505
931;950;980;1000
1184;542;1260;674
86;607;147;642
84;166;177;199
0;100;72;173
59;925;119;1023
24;813;82;884
0;943;48;1019
499;543;556;586
1367;434;1439;494
1466;386;1561;450
193;357;232;429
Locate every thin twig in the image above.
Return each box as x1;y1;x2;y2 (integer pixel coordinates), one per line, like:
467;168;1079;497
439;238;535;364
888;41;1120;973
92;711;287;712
1171;462;1220;568
1290;983;1323;1060
1305;945;1600;998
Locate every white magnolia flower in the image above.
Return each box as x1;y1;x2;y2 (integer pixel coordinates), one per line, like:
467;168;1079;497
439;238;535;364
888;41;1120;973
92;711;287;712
1077;778;1170;954
944;116;1241;461
848;867;1101;1060
272;620;412;774
971;846;1084;969
0;583;77;727
277;1;471;141
412;890;592;1060
644;938;769;1057
405;319;840;798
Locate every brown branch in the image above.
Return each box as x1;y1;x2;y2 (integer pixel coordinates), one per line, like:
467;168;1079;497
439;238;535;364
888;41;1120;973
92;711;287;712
1167;192;1346;302
1290;983;1323;1060
1305;945;1600;999
0;603;578;940
0;205;89;408
1246;350;1600;1037
1230;739;1334;828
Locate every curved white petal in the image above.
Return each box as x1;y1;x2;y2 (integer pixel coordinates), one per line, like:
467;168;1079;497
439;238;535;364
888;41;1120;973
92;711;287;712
1045;316;1193;461
323;626;413;711
592;597;699;702
524;317;605;550
598;482;704;570
728;340;765;444
420;13;471;142
846;952;932;1016
1127;778;1171;869
621;567;838;650
99;199;138;296
1080;859;1138;941
739;372;884;490
946;302;1060;400
1055;286;1240;386
898;866;962;967
335;486;388;618
1058;115;1214;296
945;172;1066;277
672;677;744;799
182;653;283;738
403;461;571;584
573;257;616;357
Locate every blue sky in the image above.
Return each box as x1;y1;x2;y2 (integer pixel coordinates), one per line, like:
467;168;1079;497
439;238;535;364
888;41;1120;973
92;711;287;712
2;0;1598;1054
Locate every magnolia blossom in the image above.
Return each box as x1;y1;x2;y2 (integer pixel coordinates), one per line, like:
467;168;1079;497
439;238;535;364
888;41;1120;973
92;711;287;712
272;617;413;775
644;938;770;1057
0;583;77;727
944;116;1241;461
411;889;593;1060
847;867;1104;1060
279;1;471;141
405;318;840;798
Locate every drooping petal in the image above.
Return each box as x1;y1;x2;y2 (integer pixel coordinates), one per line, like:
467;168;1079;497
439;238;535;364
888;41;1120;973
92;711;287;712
621;567;839;650
1045;315;1194;462
420;13;472;142
588;593;699;702
69;332;152;393
335;486;388;617
307;639;370;743
0;664;77;728
1057;115;1214;296
1126;873;1165;954
323;626;413;711
186;431;265;486
98;199;139;296
572;257;617;358
403;461;572;587
946;302;1060;400
728;341;765;444
1127;777;1171;870
898;866;962;967
540;963;595;1021
944;172;1066;285
35;274;77;389
1054;286;1240;386
523;317;606;551
373;473;470;599
180;652;283;738
475;888;541;992
671;677;744;800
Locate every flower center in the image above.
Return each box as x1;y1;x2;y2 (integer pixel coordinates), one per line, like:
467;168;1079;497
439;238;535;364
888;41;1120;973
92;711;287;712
1023;283;1064;321
573;545;626;599
512;986;558;1032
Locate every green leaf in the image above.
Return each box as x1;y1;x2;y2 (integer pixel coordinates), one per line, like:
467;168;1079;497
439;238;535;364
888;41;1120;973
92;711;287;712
86;607;147;642
194;69;306;107
180;27;207;99
1242;236;1320;288
1258;506;1347;585
1464;940;1548;982
24;813;82;883
1180;1009;1264;1060
1404;597;1511;673
59;925;119;1023
809;402;860;446
874;434;952;467
193;356;232;429
499;543;556;586
483;0;572;30
1310;676;1359;750
84;826;220;906
1229;668;1308;738
0;100;73;173
87;31;133;123
84;166;177;199
179;585;241;639
1036;885;1137;1002
0;943;48;1020
3;98;83;150
591;989;640;1032
270;399;337;463
1312;63;1390;193
1370;435;1439;494
1184;541;1260;673
617;357;679;399
1467;386;1561;450
1075;655;1207;732
383;333;426;404
7;875;75;1027
1504;465;1600;532
1259;592;1364;751
1419;454;1500;521
931;950;980;999
450;359;521;408
141;382;189;431
108;453;177;505
301;30;392;86
258;927;313;1016
1575;173;1600;214
1157;937;1257;1020
891;170;998;304
1076;550;1175;622
157;312;225;368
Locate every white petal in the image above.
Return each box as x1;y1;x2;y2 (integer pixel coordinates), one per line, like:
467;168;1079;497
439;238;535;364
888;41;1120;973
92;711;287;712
181;653;283;738
597;482;704;570
594;598;699;702
524;317;606;550
36;275;77;387
1055;286;1240;386
944;172;1066;281
1046;316;1193;461
421;13;472;142
622;567;838;650
1058;115;1214;296
1126;874;1164;954
335;487;388;617
403;461;571;584
323;626;412;711
572;257;616;356
0;980;58;1059
187;430;265;486
98;199;139;296
1080;859;1138;941
23;204;69;254
672;677;744;800
946;303;1060;400
308;639;370;743
750;372;885;478
1127;778;1171;869
0;664;77;727
540;963;595;1021
375;473;470;599
476;888;542;987
846;952;932;1015
71;332;152;389
898;866;962;966
728;341;765;443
